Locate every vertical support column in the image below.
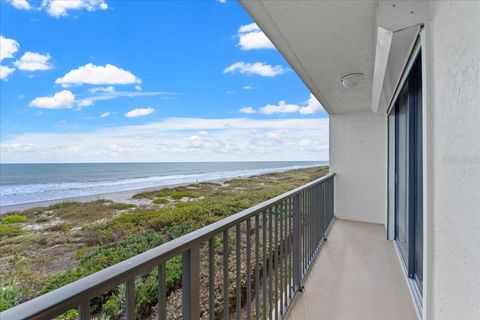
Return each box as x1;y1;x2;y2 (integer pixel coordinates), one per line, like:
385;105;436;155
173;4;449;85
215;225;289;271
322;182;327;241
223;230;230;320
126;278;136;320
292;194;301;292
208;238;215;320
236;224;242;320
246;219;252;320
182;245;200;320
78;301;90;320
254;216;260;318
158;263;167;320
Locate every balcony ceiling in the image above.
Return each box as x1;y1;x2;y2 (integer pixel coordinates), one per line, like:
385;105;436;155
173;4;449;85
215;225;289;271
241;1;377;115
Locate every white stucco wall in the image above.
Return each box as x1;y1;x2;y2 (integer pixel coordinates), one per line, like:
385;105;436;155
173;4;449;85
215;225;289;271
427;2;480;319
330;110;387;225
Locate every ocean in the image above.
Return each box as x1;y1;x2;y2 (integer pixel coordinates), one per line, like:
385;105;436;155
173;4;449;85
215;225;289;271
0;161;325;208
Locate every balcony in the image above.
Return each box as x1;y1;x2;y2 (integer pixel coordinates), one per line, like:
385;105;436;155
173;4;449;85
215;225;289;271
286;219;417;320
0;173;415;320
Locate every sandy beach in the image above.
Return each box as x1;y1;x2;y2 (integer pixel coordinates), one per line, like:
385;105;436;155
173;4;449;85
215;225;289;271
0;178;229;214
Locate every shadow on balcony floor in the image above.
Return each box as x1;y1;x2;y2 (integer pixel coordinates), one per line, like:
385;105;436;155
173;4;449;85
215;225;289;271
286;219;418;320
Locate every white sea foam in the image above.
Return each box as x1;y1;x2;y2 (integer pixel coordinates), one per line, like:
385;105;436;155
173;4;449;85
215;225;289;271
0;165;318;206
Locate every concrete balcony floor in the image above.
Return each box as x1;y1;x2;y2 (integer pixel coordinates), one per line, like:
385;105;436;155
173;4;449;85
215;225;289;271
286;219;418;320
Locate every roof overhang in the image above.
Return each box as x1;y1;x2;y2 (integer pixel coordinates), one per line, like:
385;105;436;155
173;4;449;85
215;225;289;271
240;1;429;115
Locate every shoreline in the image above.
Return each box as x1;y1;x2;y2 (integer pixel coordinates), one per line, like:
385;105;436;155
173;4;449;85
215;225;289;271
0;165;328;214
0;178;227;214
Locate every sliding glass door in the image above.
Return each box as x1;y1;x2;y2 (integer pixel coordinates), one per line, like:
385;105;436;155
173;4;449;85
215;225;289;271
389;51;423;294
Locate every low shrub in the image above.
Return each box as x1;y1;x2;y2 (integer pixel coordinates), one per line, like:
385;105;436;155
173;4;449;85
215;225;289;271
58;310;78;320
45;222;71;232
170;192;200;200
42;231;167;293
0;224;24;239
0;280;22;312
2;215;27;224
153;198;170;205
102;294;121;318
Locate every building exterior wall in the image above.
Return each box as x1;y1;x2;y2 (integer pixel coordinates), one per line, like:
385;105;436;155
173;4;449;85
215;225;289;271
330;110;387;225
427;2;480;319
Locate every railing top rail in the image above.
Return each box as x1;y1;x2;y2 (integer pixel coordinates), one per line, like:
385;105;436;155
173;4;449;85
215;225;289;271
1;172;334;320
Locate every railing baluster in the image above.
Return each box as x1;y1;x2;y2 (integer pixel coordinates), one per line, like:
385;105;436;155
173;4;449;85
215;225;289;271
126;278;136;320
182;245;200;320
223;230;229;320
317;185;321;246
288;198;293;300
209;238;215;320
319;184;322;246
158;263;166;320
305;190;312;262
323;181;327;237
236;224;242;320
284;200;288;309
78;301;90;320
293;194;301;293
274;205;279;319
308;188;312;262
302;191;306;274
313;186;316;250
246;219;252;320
314;186;317;249
262;210;267;320
286;199;290;301
279;201;284;316
321;183;325;243
255;214;260;318
268;207;273;319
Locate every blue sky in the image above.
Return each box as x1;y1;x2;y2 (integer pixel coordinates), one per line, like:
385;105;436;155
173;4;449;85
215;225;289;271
0;0;328;163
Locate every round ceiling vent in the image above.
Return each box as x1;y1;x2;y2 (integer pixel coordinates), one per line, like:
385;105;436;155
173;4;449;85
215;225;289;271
340;73;364;88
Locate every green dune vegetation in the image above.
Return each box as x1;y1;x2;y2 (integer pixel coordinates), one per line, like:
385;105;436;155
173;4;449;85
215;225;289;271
0;166;328;319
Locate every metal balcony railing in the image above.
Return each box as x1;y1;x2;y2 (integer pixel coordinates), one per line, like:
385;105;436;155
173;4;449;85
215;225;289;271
1;173;335;320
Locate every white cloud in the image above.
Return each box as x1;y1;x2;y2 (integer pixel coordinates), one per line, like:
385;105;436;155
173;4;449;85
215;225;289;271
238;107;256;114
125;107;155;118
100;112;110;118
89;86;115;93
237;23;275;50
8;0;108;16
238;23;259;33
134;85;142;91
55;63;141;86
0;36;20;62
29;90;75;109
260;94;325;115
223;62;286;77
77;99;93;107
0;65;15;80
299;94;325;115
243;85;253;90
217;0;226;3
0;117;329;162
188;135;200;142
267;132;280;140
300;139;313;147
260;101;300;114
42;0;108;17
8;0;31;10
79;90;175;105
14;51;53;71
